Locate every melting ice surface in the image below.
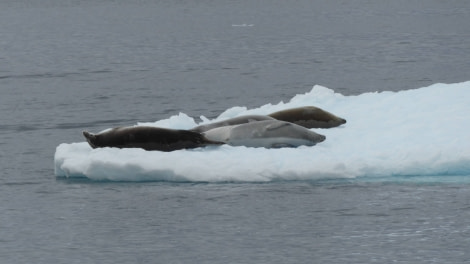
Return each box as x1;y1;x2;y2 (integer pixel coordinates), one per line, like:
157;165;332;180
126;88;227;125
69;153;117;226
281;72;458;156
55;82;470;182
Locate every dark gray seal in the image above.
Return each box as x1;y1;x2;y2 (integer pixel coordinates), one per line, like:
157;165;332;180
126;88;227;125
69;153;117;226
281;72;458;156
83;126;222;152
268;106;346;128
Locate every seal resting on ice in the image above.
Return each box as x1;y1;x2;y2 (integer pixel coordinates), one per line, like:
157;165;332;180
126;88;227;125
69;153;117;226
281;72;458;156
83;126;222;152
268;106;346;128
202;120;326;148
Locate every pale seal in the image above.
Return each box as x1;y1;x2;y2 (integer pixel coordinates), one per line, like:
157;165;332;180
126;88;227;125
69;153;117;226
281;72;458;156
202;120;326;148
83;126;222;152
268;106;346;128
190;115;275;133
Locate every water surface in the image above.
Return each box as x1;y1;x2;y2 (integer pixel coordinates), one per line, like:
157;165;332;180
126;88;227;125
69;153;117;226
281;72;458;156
1;1;470;263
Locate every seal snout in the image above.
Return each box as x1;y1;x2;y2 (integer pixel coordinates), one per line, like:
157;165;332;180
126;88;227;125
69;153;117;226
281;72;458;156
83;131;97;148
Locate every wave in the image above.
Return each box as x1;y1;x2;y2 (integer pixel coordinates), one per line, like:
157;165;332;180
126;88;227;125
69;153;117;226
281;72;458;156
54;81;470;182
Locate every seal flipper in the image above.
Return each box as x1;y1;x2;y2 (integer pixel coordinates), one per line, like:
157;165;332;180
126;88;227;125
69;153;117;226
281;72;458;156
83;131;98;148
265;121;291;131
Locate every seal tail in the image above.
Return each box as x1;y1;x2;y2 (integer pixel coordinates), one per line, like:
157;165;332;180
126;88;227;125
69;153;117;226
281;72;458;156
204;138;225;146
83;131;98;148
196;132;225;146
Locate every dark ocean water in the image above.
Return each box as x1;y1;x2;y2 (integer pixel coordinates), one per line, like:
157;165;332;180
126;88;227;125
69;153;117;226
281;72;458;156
1;1;470;263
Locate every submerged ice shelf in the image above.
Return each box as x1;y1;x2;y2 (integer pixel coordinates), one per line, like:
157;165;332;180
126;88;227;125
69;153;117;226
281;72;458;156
55;81;470;182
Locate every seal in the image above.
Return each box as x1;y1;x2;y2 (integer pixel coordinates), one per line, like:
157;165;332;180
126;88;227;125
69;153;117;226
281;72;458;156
202;120;326;148
268;106;346;128
83;126;222;152
190;115;275;133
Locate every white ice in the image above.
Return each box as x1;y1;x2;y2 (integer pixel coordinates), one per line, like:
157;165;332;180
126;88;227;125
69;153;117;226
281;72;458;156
54;81;470;182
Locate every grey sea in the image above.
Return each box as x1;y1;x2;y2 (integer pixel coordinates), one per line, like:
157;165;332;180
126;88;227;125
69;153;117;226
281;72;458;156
1;1;470;263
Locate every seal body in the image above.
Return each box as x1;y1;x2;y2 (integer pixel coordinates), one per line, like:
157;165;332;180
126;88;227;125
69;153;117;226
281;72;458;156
190;115;275;133
83;126;222;151
268;106;346;128
202;120;326;148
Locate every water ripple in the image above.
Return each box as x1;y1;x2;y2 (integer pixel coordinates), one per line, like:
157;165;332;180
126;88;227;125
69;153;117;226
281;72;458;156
0;119;134;133
0;70;113;80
